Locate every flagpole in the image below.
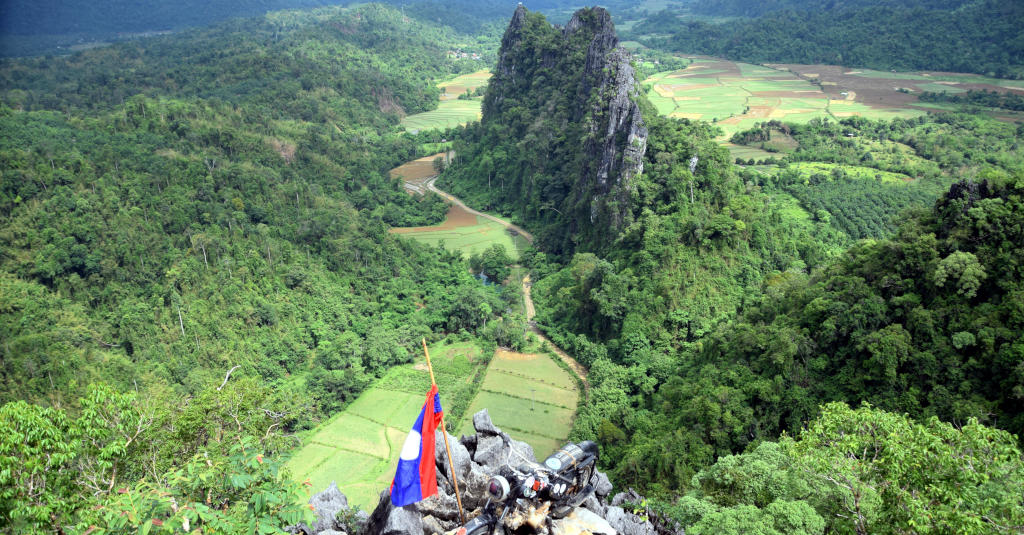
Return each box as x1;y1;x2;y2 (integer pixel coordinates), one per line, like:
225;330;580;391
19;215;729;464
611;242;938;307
422;338;467;524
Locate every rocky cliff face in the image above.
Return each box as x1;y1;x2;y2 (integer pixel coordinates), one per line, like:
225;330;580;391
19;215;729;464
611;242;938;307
291;410;679;535
570;9;647;234
475;6;648;252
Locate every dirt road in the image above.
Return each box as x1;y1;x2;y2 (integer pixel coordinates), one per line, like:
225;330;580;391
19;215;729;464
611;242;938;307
424;176;535;243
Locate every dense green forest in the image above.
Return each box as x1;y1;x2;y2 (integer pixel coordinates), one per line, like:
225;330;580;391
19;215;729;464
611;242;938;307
629;0;1024;78
0;5;515;532
444;6;1024;533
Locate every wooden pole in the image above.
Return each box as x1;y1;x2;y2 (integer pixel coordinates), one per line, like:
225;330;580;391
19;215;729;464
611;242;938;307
422;338;466;524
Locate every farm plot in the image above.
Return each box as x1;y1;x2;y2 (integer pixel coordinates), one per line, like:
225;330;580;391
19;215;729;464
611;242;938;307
401;70;491;133
390;206;530;260
389;152;447;194
786;162;912;184
457;349;579;457
285;341;485;510
773;63;1023;116
401;99;482;133
644;59;835;137
438;70;491;101
643;59;1003;139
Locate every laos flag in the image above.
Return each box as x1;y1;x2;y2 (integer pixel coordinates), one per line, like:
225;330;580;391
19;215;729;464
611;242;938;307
390;384;443;506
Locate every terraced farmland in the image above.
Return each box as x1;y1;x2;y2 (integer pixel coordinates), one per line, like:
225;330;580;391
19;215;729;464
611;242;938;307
457;349;579;458
285;341;486;510
400;70;491;133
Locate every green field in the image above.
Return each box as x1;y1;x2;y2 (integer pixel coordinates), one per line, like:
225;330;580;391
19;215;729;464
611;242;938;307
391;213;531;260
457;349;579;457
725;143;781;163
401;99;482;133
400;70;491;133
285;341;486;510
645;59;928;138
827;100;924;121
786;162;912;184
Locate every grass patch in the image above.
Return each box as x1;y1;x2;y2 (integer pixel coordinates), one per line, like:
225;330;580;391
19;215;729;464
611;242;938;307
488;351;577;390
420;141;454;153
346;389;424;428
726;143;779;162
481;371;576;409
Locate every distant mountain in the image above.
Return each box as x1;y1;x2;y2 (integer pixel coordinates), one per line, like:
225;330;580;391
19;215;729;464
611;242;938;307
631;0;1024;78
681;0;972;17
0;0;341;36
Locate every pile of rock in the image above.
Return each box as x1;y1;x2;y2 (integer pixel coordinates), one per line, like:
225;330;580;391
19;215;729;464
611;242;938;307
293;409;678;535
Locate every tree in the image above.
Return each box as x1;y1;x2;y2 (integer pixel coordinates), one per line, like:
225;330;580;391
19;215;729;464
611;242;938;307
787;402;1024;535
0;401;78;534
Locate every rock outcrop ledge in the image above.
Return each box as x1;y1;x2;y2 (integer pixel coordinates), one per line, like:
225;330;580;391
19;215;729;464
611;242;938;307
293;410;681;535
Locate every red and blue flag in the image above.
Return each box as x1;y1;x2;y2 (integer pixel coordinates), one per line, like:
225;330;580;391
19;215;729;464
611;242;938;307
390;384;443;506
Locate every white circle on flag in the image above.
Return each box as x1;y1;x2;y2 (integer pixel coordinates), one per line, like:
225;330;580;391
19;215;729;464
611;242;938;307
400;430;422;460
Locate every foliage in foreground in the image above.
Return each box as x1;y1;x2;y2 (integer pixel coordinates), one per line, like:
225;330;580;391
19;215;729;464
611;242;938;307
0;384;314;534
665;403;1024;535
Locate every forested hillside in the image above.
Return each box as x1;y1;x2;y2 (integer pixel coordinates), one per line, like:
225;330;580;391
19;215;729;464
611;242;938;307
630;0;1024;78
0;5;511;532
446;6;1024;533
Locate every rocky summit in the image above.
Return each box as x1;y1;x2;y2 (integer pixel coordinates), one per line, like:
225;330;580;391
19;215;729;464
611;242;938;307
291;410;680;535
454;5;648;254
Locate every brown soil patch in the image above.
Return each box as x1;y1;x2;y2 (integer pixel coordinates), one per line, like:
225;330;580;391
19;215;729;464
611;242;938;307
439;84;470;101
666;83;718;91
769;63;1024;113
389;153;443;181
390;203;477;234
495;349;539;362
721;105;773;124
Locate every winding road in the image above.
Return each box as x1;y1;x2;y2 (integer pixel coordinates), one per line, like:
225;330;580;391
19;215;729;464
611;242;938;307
423;176;535;243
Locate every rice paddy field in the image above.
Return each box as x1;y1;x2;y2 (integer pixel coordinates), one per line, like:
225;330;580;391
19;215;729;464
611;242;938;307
285;340;486;510
646;58;1024;161
390;207;531;260
400;70;491;133
457;348;579;457
643;58;927;143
